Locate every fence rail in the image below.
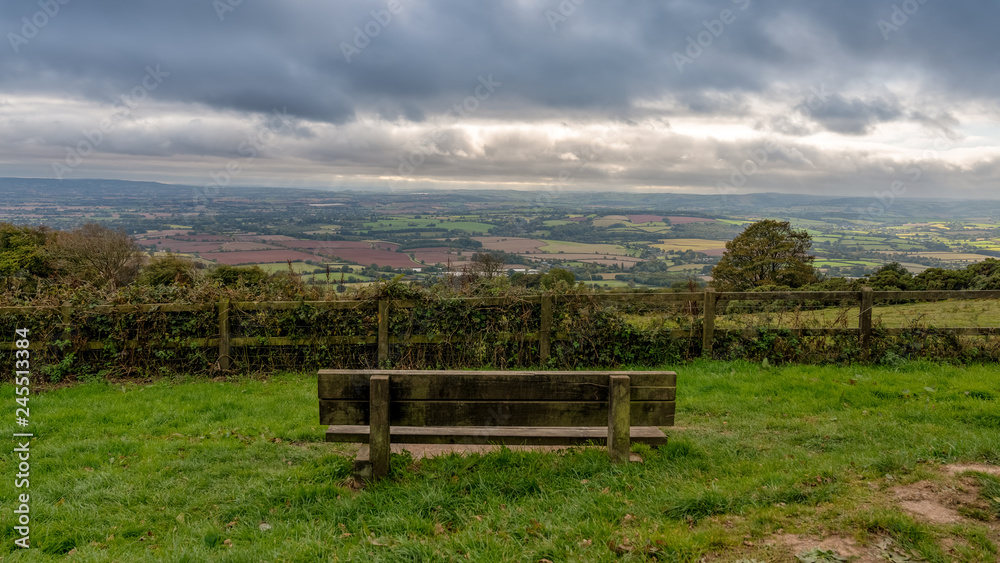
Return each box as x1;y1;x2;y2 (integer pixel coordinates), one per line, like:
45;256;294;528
2;289;999;368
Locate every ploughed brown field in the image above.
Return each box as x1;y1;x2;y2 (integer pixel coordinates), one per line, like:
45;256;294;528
474;237;545;253
134;232;418;268
202;250;329;265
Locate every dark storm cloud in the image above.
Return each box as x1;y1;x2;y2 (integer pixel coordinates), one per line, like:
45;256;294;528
3;0;996;121
806;94;904;135
0;0;998;194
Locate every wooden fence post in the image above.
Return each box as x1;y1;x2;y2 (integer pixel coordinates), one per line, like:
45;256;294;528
540;294;552;365
218;299;230;371
377;299;389;366
369;375;390;480
702;288;717;358
860;286;873;359
608;375;631;463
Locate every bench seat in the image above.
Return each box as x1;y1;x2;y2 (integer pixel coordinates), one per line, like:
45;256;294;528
319;369;676;480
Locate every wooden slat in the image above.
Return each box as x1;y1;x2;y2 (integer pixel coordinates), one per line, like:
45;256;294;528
591;292;702;303
881;327;1000;336
0;307;61;315
317;370;677;401
394;296;542;308
318;370;677;401
319;399;674;427
394;332;542;344
234;300;365;311
714;328;859;337
85;303;214;314
719;291;859;302
230;336;377;347
326;425;669;446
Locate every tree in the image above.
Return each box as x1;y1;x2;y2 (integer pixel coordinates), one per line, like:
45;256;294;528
0;223;53;286
541;267;576;289
208;264;268;287
138;253;198;286
470;252;505;278
50;223;145;289
710;220;816;291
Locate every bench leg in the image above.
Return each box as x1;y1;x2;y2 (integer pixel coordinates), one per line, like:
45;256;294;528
370;375;390;480
608;375;630;463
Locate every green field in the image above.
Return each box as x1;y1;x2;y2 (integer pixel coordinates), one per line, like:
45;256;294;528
364;217;493;234
2;362;997;561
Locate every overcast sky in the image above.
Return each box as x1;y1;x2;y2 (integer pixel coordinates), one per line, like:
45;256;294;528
1;0;998;199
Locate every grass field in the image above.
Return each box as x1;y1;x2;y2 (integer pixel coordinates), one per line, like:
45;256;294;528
2;362;997;561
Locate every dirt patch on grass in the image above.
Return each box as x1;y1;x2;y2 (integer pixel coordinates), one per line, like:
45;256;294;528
769;533;880;563
891;471;997;528
944;463;1000;477
891;479;966;524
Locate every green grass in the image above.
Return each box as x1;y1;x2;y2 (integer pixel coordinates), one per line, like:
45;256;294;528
2;362;998;561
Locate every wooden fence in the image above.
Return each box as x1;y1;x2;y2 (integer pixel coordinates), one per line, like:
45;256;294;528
2;289;1000;369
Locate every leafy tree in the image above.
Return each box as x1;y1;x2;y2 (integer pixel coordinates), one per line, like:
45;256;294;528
0;223;53;285
138;254;199;286
49;223;145;289
208;264;269;287
863;262;914;290
711;220;816;291
541;267;576;289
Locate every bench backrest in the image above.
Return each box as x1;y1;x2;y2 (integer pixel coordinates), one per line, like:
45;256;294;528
318;370;676;427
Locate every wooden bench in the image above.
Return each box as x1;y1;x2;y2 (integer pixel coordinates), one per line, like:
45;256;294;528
318;369;676;480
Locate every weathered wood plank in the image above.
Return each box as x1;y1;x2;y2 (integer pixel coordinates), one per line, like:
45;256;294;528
319;399;675;427
589;292;702;303
326;425;669;446
394;332;541;344
231;336;377;347
713;328;859;337
234;300;365;311
0;306;61;315
881;327;1000;336
608;375;630;463
719;291;860;302
83;303;214;314
217;299;230;371
394;296;542;308
318;371;675;401
860;287;873;358
702;289;716;358
369;375;390;480
540;295;552;364
377;300;389;365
